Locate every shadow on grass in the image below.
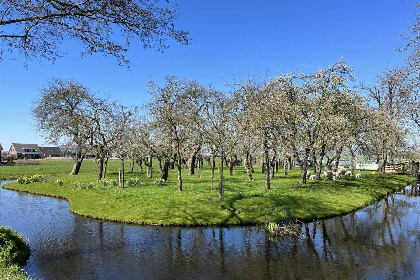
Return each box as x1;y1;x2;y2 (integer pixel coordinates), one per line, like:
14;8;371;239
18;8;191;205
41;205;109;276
159;175;414;225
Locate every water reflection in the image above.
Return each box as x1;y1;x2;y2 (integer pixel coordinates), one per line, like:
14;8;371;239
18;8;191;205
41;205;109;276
1;181;419;280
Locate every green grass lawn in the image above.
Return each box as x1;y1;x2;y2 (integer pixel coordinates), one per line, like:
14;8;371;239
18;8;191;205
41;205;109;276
0;159;416;226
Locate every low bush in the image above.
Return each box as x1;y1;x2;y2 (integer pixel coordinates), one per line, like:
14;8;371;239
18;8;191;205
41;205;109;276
29;174;43;183
0;226;30;267
100;179;117;187
74;182;96;189
0;226;31;280
55;179;64;186
13;161;40;166
0;264;31;280
16;177;30;184
16;174;45;184
126;178;141;187
154;178;166;186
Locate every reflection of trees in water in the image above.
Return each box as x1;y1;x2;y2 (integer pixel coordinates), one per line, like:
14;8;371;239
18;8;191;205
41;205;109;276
408;183;420;196
26;188;420;280
302;193;419;280
401;183;420;196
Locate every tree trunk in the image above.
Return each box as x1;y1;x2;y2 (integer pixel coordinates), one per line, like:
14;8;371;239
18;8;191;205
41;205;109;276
389;150;394;165
284;160;288;176
188;151;197;175
270;162;275;179
298;148;310;184
263;137;270;190
197;155;202;179
411;160;419;174
97;158;104;182
182;159;188;169
103;158;109;178
128;159;133;172
158;158;163;178
71;151;84;175
211;154;216;186
314;144;326;180
380;151;387;175
380;140;387;175
177;156;183;191
136;158;143;171
250;156;255;173
350;150;356;174
120;159;125;188
219;156;224;200
335;146;343;170
205;156;211;167
162;159;169;181
287;156;292;170
244;152;254;181
325;156;333;171
169;159;175;169
315;159;322;180
270;155;276;179
229;157;234;176
71;161;82;175
147;156;153;179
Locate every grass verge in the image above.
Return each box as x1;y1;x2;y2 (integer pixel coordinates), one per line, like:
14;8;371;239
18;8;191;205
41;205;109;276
1;159;417;226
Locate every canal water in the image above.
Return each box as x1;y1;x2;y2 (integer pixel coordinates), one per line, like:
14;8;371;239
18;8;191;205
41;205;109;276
1;181;419;280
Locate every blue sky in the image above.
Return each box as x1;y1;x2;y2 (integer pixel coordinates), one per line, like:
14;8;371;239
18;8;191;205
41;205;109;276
0;0;415;150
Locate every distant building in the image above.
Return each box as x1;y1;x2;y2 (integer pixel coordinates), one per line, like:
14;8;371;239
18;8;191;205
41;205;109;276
9;143;41;159
39;146;62;158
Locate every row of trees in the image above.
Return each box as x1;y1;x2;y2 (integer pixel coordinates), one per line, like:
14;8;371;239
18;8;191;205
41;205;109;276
32;59;420;200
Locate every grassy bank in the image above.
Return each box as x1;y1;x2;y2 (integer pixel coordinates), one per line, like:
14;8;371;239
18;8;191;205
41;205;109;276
0;226;31;280
0;159;416;226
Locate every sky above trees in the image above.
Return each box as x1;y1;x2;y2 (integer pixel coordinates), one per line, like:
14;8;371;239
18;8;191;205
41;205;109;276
0;0;415;149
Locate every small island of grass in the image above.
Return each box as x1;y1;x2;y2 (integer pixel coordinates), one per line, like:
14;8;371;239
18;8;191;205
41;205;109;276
0;159;416;226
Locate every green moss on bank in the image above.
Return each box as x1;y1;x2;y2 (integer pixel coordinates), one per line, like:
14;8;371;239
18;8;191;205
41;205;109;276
1;159;416;226
0;226;31;280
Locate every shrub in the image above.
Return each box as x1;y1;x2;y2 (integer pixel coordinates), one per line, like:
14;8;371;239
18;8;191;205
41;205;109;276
0;264;31;280
0;226;31;280
29;174;43;182
0;226;30;267
98;179;117;190
154;178;166;186
55;179;64;186
16;174;45;184
127;178;141;187
100;179;117;187
266;222;280;234
74;182;96;189
13;160;40;166
265;221;301;239
16;177;30;184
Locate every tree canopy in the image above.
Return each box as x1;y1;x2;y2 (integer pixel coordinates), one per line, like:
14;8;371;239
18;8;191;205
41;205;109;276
0;0;189;64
